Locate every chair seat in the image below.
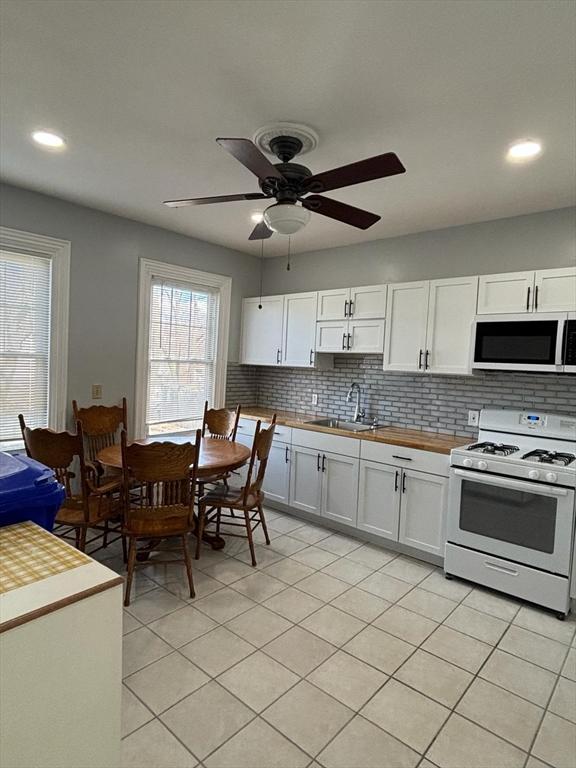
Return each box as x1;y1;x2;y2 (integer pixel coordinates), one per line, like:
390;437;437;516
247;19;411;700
124;504;192;536
56;494;118;525
201;484;262;511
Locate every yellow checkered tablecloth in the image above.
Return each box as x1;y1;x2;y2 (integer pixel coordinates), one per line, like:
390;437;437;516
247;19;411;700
0;522;90;594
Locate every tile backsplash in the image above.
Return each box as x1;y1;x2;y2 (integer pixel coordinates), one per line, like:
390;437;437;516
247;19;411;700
227;357;576;438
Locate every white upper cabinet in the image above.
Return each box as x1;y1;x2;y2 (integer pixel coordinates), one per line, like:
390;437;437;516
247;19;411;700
477;271;535;314
383;281;430;372
282;292;318;367
317;288;350;321
348;319;386;354
426;276;478;375
316;320;349;353
240;296;284;365
534;267;576;312
349;285;387;319
317;284;386;321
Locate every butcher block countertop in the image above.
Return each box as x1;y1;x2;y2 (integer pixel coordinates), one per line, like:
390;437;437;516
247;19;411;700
239;407;469;455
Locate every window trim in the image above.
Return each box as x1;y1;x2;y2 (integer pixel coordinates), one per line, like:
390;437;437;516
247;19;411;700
135;258;231;439
0;226;70;444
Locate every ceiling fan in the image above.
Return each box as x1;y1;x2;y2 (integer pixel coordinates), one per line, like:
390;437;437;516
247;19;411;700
163;134;406;240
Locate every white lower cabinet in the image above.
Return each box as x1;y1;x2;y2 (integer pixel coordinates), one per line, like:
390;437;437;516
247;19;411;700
398;469;448;556
263;442;291;504
321;452;359;526
289;445;321;515
357;460;401;539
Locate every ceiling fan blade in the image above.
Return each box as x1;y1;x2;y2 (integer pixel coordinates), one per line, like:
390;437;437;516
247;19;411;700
305;152;405;194
217;138;285;182
248;221;274;240
302;195;380;229
163;192;266;208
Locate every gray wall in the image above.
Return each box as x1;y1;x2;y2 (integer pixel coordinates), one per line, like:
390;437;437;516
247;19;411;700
262;207;576;294
0;183;261;424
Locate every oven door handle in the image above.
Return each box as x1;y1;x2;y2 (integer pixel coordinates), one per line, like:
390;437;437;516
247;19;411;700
452;468;569;496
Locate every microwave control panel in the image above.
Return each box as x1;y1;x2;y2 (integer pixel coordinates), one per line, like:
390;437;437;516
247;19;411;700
520;413;548;429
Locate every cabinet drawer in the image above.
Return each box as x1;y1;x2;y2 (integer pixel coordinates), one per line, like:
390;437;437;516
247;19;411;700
291;428;360;458
445;543;570;614
237;417;291;444
360;440;449;476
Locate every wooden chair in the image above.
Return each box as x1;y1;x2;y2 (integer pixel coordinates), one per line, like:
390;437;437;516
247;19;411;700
196;416;276;566
198;402;241;494
18;415;122;553
72;398;127;479
121;430;200;606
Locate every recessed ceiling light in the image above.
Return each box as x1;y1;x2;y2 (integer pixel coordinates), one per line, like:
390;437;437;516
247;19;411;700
251;211;264;223
507;139;542;162
31;130;66;149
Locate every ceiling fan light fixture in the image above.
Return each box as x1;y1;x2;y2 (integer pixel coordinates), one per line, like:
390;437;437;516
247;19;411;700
263;202;310;235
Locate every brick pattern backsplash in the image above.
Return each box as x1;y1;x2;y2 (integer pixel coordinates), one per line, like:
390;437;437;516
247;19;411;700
226;356;576;439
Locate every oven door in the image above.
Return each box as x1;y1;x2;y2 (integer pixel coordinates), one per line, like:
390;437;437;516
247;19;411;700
471;314;565;372
447;468;574;575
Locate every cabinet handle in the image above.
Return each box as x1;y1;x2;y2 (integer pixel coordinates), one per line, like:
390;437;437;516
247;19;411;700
349;300;354;317
276;348;281;364
347;333;352;350
402;473;407;493
425;350;430;369
392;455;413;461
317;453;321;472
322;454;326;472
285;446;289;463
418;349;423;369
309;349;314;365
342;333;347;350
526;286;531;311
534;285;539;311
394;470;399;492
344;300;349;317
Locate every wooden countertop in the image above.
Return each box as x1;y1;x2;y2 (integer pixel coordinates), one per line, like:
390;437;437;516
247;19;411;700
239;407;469;455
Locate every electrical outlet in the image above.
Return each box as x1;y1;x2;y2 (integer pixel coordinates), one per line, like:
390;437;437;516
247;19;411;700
92;384;103;400
468;410;479;426
311;393;318;406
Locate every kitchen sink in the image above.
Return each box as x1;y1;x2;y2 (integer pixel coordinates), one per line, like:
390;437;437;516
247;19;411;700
306;418;375;432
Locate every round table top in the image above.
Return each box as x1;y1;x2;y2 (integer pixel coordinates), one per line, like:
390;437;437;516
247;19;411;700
97;436;251;478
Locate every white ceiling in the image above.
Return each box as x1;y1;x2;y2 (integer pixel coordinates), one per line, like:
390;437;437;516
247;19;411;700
1;0;574;257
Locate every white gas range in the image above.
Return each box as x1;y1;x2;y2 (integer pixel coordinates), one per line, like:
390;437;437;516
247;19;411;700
445;409;576;617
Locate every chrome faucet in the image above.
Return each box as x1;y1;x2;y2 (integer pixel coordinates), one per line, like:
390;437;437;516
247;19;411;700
346;382;365;423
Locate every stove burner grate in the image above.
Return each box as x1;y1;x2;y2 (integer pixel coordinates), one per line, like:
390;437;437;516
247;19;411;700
466;442;519;456
522;450;575;466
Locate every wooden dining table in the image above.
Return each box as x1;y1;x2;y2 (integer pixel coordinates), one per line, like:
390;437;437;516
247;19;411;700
97;435;251;551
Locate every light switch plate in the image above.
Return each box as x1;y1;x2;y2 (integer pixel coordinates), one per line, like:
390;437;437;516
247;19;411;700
468;410;479;426
92;384;103;400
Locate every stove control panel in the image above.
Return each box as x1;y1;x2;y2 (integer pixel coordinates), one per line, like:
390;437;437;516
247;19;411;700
520;413;547;429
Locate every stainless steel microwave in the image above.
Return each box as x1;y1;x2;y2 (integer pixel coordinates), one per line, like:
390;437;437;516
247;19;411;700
471;313;576;373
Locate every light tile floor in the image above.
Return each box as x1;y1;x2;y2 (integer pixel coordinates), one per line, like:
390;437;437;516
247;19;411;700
95;509;576;768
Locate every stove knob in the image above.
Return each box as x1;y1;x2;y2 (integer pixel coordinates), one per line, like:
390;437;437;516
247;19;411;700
463;458;473;468
528;469;540;480
545;472;557;483
477;460;488;471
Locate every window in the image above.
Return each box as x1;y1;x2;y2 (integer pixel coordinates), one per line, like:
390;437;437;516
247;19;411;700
0;228;69;450
136;259;231;439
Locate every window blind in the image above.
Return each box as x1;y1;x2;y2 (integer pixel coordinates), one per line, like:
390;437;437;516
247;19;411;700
0;250;52;446
146;278;219;436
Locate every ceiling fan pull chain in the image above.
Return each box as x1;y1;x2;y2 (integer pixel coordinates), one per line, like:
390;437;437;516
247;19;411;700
286;235;291;272
258;239;264;309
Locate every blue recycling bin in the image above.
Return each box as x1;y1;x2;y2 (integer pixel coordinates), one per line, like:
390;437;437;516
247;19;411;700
0;451;65;531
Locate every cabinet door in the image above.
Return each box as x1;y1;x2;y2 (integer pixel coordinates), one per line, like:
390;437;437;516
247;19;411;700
282;292;318;367
289;445;321;515
349;285;387;319
316;320;349;352
477;271;535;314
383;282;429;372
399;469;447;556
534;268;576;313
357;460;401;541
263;443;291;505
348;319;385;353
425;276;478;375
317;288;350;321
240;296;284;365
321;452;359;526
